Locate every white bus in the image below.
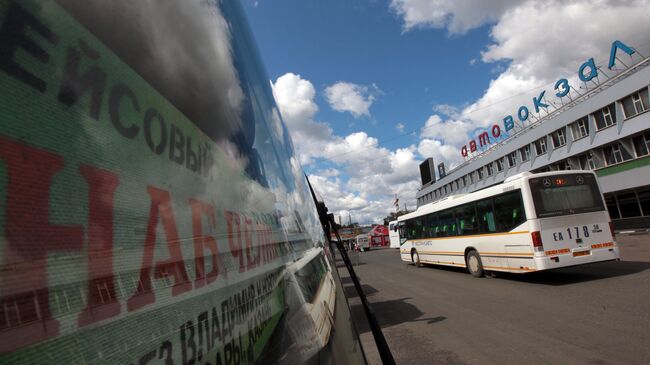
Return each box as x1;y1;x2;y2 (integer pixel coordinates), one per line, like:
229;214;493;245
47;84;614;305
355;234;371;251
285;247;336;360
388;220;400;248
398;171;620;277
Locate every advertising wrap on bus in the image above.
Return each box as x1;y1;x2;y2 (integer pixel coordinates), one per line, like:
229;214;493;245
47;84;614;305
0;1;365;364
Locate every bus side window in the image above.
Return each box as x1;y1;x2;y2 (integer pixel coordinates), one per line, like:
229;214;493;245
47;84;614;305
494;191;526;231
438;211;453;237
476;199;496;233
454;203;477;236
428;213;438;238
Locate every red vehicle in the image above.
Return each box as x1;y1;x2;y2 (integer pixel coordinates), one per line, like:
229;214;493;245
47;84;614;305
368;225;390;248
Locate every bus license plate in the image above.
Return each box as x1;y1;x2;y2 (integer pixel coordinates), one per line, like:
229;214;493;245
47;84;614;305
573;250;590;257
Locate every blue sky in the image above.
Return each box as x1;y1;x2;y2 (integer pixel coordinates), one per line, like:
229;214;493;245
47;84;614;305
242;0;650;224
244;0;495;143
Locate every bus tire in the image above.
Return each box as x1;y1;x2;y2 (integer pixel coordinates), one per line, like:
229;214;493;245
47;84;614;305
412;250;422;267
466;250;484;277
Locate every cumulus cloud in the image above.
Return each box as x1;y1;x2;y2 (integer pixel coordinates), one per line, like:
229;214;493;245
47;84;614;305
395;122;406;133
432;104;461;118
316;168;340;178
272;73;421;224
417;138;463;169
271;73;334;164
390;0;516;34
420;115;476;146
324;82;377;118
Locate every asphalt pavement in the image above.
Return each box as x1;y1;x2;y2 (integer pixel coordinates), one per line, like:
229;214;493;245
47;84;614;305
337;234;650;365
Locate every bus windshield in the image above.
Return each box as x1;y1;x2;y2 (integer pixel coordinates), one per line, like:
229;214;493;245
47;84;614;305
529;173;606;218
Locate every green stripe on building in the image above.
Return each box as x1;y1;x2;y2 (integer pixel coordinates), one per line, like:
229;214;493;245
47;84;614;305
596;155;650;177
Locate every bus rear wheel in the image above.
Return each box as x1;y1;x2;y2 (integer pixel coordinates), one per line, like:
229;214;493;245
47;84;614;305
412;250;422;267
466;250;484;277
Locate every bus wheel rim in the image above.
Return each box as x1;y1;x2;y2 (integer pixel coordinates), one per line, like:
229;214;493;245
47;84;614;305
469;256;479;272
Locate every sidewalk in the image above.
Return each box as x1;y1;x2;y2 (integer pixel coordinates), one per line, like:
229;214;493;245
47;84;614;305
334;250;383;365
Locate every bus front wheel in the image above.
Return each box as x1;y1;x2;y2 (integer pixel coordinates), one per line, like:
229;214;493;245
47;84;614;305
466;250;484;277
412;250;422;267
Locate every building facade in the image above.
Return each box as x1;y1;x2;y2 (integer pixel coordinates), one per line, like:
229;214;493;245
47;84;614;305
417;56;650;230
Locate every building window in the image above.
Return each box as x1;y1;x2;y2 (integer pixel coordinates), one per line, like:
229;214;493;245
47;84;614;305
520;145;531;162
633;133;650;157
621;88;650;119
461;176;466;187
639;189;650;216
566;159;576;170
570;117;589;140
555;160;570;170
486;163;494;176
617;192;642;218
534;137;547;155
578;151;596;170
468;172;474;184
604;143;633;166
507;151;517;167
477;167;484;180
551;128;566;148
605;195;620;219
587;152;596;170
594;103;616;130
455;180;460;190
495;157;504;172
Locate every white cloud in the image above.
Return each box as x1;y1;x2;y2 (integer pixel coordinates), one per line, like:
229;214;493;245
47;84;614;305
395;122;406;133
310;172;420;224
308;175;368;211
316;168;340;177
324;81;377;118
420;115;475;146
432;104;461;118
271;72;319;127
390;0;516;34
271;73;334;164
272;73;421;224
417;138;462;169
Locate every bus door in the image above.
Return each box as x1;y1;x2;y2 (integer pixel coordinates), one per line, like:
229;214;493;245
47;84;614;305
491;190;529;269
529;174;613;257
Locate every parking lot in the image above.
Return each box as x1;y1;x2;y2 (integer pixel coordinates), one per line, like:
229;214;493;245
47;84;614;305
338;234;650;365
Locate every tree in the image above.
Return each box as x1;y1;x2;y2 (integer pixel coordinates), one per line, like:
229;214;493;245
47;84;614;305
382;210;411;226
